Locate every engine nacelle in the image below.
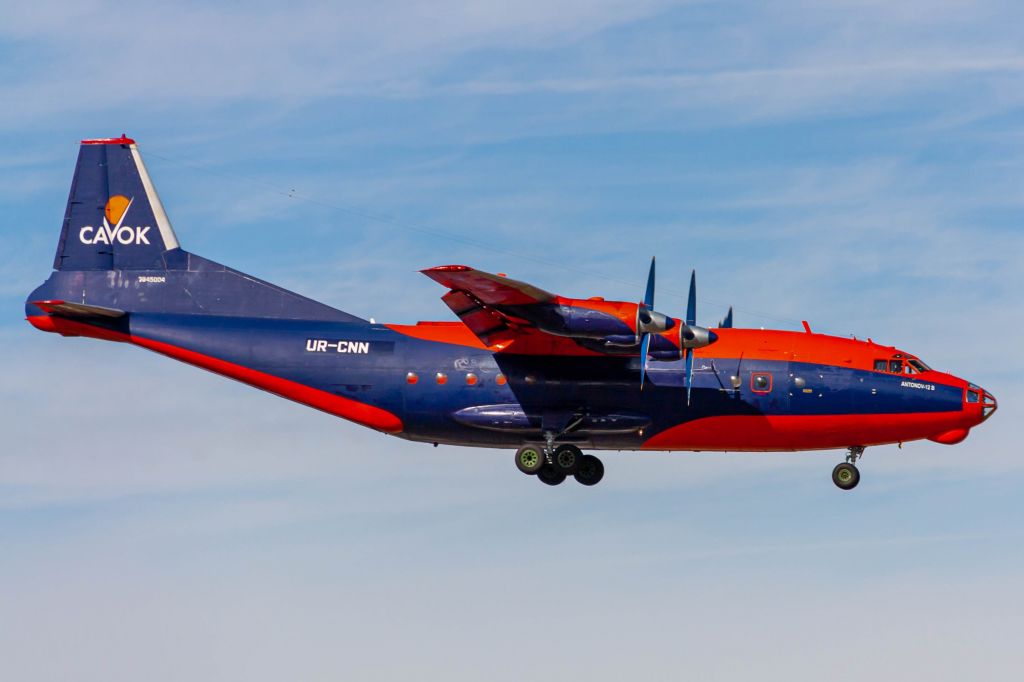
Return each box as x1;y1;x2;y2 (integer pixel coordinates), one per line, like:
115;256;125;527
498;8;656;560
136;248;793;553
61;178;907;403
681;325;717;349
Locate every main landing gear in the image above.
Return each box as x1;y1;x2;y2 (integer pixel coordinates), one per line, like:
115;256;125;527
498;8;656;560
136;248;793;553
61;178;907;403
832;446;865;491
514;444;605;487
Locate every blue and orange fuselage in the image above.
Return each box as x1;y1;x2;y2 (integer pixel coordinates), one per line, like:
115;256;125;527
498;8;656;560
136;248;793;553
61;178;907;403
25;136;997;484
26;268;994;453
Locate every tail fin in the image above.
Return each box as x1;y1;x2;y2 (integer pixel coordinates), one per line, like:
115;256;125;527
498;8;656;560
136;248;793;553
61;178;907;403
32;135;367;324
54;135;180;271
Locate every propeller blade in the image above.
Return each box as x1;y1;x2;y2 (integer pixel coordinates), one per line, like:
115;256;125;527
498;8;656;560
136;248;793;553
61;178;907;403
686;270;697;327
643;257;656;309
684;347;694;405
639;333;652;389
719;306;733;329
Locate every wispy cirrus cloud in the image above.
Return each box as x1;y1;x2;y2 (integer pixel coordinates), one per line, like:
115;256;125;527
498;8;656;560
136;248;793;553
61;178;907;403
2;3;1023;679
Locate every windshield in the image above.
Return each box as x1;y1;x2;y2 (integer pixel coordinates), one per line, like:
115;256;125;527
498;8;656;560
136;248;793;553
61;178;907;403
907;357;931;373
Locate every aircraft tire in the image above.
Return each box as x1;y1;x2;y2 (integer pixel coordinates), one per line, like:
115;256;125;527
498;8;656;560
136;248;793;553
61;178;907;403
832;462;860;490
515;446;545;475
553;444;582;475
574;454;605;486
537;464;567;486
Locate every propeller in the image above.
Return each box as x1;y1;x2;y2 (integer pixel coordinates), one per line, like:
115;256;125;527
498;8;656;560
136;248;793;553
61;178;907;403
678;270;720;406
637;257;674;389
684;271;697;405
636;260;720;400
718;306;733;329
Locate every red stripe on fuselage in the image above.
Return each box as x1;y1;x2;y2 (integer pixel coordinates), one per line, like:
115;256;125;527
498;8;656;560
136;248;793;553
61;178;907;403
641;412;972;451
27;315;403;434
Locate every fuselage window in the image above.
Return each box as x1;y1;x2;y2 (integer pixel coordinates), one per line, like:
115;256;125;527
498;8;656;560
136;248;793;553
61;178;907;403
873;360;887;372
751;373;772;393
888;360;903;374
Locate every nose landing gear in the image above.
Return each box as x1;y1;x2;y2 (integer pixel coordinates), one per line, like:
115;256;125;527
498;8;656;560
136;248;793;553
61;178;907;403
514;443;605;487
832;446;864;490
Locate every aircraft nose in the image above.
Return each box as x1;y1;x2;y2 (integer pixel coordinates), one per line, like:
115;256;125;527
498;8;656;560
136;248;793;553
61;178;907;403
982;389;997;421
966;383;998;422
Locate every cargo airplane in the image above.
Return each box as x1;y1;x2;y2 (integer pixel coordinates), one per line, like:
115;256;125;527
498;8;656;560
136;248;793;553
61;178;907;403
25;137;998;489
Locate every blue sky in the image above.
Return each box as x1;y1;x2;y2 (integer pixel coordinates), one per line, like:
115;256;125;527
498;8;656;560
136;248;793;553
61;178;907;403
2;1;1023;679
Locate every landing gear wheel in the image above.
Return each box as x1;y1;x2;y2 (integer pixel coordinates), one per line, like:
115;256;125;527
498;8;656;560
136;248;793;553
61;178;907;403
537;464;567;486
574;454;605;486
515;446;544;475
832;462;860;490
553;444;582;475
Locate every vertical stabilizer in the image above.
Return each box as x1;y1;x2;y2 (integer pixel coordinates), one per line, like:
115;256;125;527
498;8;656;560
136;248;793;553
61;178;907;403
53;135;180;271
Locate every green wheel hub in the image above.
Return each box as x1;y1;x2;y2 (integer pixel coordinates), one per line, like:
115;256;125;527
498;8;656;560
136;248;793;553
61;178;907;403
519;449;540;468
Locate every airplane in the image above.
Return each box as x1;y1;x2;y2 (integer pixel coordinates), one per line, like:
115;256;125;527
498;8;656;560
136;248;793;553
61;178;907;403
24;136;998;490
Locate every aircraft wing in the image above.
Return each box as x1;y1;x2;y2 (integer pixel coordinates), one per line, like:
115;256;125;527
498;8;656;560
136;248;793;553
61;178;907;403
422;266;577;351
421;265;651;356
421;266;555;307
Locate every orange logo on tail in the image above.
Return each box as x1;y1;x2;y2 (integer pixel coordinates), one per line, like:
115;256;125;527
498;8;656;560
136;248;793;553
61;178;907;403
105;195;131;226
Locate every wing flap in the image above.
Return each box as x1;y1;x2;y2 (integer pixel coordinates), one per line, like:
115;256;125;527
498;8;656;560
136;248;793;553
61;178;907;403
440;290;513;345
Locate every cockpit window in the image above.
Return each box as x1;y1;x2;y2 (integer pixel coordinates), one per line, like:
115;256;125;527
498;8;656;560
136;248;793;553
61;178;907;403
908;358;931;373
875;356;924;374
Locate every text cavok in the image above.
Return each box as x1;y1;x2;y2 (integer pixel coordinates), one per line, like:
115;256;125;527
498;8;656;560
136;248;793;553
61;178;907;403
79;224;151;245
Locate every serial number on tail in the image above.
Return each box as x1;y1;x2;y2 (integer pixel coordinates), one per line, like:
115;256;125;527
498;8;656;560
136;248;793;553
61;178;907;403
305;339;371;354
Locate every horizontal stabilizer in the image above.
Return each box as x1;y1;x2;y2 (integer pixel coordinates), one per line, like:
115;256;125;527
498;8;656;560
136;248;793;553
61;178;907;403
32;300;126;318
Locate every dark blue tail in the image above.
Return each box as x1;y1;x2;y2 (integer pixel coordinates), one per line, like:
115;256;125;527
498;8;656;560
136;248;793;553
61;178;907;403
54;135;180;271
30;136;366;324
